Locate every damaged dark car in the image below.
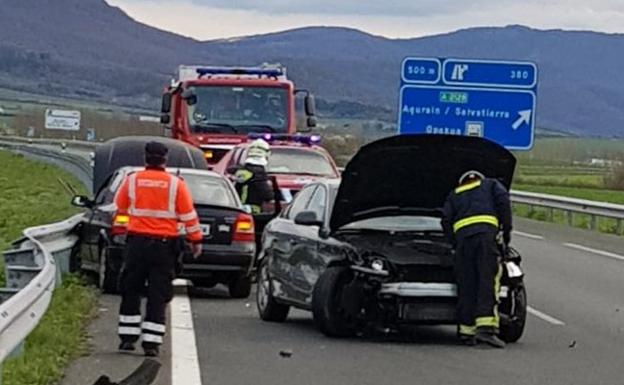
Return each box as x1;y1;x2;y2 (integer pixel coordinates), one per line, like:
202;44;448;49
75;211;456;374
256;134;527;342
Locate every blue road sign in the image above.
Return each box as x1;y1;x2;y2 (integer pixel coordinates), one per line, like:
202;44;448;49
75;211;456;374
398;57;538;150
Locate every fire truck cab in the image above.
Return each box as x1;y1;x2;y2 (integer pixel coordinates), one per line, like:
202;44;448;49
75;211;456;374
160;64;317;165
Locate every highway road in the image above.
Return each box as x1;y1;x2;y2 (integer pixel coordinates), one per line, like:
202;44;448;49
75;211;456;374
189;217;624;385
9;140;620;385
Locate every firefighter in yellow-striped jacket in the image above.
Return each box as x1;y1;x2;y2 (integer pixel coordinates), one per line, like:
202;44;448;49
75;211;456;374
234;139;273;214
442;170;512;349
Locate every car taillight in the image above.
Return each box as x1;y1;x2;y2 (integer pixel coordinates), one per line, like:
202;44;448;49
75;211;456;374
111;214;129;236
232;213;255;243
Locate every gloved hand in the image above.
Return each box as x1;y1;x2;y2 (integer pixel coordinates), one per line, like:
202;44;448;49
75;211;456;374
503;232;511;247
192;242;203;258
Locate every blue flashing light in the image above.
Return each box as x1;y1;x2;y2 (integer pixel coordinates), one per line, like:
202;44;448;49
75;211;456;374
196;67;284;78
248;133;321;146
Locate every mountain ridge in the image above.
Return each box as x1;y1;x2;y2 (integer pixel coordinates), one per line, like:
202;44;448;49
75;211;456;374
0;0;622;136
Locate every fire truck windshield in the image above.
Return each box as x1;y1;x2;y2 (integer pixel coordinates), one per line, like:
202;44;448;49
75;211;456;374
188;85;288;134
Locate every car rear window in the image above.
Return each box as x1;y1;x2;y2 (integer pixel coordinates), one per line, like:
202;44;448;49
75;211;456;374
181;173;238;207
267;148;335;177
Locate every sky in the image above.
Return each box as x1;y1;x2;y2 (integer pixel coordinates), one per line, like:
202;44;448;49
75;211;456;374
105;0;624;40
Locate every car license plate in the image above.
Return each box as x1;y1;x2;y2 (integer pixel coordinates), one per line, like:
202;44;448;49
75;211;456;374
200;224;211;236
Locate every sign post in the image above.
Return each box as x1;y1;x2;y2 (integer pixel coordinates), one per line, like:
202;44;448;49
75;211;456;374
398;58;538;150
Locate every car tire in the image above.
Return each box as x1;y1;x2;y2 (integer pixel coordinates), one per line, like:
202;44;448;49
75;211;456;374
228;274;252;298
256;258;289;322
499;284;527;343
99;247;121;294
312;266;357;338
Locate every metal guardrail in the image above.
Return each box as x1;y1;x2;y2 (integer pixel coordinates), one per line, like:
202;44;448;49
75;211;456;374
0;140;93;193
0;214;83;364
511;190;624;233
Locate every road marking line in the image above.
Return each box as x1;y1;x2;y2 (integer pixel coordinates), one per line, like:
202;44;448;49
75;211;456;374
171;281;202;385
513;231;544;240
527;306;565;326
563;243;624;262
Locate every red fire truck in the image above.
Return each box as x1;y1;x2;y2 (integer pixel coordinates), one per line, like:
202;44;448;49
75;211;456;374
159;64;318;164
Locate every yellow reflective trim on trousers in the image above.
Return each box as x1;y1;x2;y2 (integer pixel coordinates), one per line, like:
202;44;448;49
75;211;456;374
455;181;481;194
476;316;498;328
453;215;499;233
241;185;249;204
459;324;476;336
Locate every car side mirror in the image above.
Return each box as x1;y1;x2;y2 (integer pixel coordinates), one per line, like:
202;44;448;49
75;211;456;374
181;88;197;106
161;93;172;113
294;211;323;227
304;94;316;117
306;116;317;129
71;195;93;208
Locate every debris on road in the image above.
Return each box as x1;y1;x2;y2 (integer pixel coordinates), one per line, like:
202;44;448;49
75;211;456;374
279;349;293;358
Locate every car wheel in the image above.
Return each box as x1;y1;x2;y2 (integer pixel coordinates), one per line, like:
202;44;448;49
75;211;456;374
256;258;289;322
312;266;357;338
99;247;121;294
228;274;252;298
499;284;527;343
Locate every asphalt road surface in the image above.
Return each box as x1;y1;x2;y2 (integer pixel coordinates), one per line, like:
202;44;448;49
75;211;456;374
190;217;624;385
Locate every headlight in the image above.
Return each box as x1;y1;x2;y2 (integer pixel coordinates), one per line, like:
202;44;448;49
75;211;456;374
371;259;385;272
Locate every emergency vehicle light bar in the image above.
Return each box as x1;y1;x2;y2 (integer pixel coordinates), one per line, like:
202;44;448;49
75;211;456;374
195;67;285;78
248;133;321;145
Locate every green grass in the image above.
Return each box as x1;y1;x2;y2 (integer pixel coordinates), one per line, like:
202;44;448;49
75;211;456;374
2;275;97;385
513;205;621;235
0;150;93;384
514;183;624;205
0;150;86;252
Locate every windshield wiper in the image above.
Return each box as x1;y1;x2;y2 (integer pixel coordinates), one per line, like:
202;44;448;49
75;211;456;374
194;122;239;134
236;124;278;133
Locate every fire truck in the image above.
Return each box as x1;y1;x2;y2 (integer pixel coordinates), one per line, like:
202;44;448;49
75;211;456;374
159;64;318;164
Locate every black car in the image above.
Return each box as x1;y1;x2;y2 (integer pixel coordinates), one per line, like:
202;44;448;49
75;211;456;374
256;134;527;342
73;167;257;298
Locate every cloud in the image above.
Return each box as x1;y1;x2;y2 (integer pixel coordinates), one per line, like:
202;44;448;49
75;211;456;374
106;0;624;40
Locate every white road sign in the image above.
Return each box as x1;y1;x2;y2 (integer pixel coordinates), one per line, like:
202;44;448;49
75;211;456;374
45;109;81;131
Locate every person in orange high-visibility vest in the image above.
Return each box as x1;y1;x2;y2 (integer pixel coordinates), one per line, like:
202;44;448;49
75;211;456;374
114;141;202;357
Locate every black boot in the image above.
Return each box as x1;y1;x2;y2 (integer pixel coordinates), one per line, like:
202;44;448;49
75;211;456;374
476;331;506;348
459;335;476;346
143;345;160;357
118;341;136;352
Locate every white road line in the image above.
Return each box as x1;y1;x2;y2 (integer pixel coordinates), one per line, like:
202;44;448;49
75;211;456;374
563;243;624;262
171;281;202;385
527;306;566;326
513;231;544;240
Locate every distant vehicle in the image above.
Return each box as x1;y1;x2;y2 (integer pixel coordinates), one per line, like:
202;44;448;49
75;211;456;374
72;167;257;298
93;136;208;193
213;133;342;200
160;65;318;165
256;134;527;342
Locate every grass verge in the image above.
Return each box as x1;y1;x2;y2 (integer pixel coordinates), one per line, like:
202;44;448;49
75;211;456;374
514;184;624;205
2;276;97;385
0;149;93;384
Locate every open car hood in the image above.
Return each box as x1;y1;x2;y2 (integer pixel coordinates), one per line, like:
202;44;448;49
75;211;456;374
330;135;516;232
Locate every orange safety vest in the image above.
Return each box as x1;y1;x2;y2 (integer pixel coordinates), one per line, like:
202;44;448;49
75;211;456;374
114;168;202;243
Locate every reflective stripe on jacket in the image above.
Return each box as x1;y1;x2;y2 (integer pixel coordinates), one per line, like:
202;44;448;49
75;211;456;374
114;168;202;243
441;178;512;243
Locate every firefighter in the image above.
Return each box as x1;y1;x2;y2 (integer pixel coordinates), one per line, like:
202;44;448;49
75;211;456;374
234;139;274;214
441;170;512;349
114;141;202;357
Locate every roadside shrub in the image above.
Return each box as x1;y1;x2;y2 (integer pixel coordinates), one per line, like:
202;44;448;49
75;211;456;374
604;165;624;191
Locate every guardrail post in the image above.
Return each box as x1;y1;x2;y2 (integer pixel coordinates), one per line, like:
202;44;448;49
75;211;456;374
547;207;554;222
566;211;574;227
617;219;623;236
590;215;597;231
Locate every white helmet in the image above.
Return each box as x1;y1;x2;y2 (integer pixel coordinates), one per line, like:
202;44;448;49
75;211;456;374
459;170;485;185
245;139;270;167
